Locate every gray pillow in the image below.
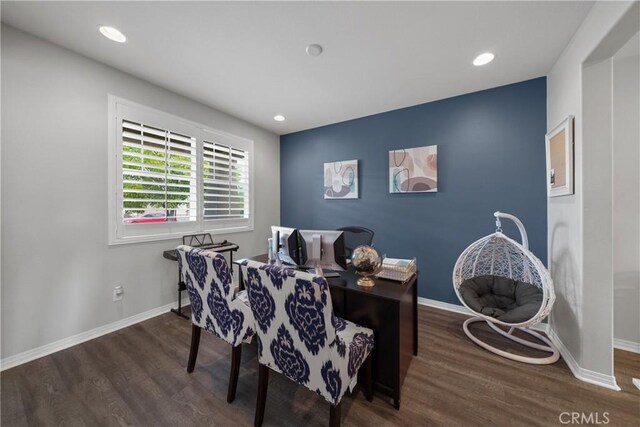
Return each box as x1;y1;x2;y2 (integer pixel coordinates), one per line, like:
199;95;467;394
459;275;542;323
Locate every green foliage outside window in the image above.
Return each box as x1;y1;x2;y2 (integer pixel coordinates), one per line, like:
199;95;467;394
122;135;193;216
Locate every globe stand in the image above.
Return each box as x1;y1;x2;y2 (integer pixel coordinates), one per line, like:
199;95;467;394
357;276;376;288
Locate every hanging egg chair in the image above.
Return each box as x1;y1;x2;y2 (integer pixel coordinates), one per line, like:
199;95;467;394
452;211;559;364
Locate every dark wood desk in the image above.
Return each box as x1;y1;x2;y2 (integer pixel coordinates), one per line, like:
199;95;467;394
235;255;418;410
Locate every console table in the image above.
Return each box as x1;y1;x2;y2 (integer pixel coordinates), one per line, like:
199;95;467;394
163;240;239;319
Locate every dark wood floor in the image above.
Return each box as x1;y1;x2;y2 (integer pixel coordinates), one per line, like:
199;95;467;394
2;306;638;426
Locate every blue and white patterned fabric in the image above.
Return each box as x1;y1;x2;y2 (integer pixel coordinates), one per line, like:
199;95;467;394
177;245;255;347
240;260;374;406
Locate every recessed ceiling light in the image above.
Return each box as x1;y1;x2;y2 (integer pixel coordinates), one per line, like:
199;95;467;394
473;52;495;66
273;115;286;122
306;44;323;57
99;26;127;43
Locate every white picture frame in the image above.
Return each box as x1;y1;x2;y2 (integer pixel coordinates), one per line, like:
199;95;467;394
324;160;358;199
545;116;574;197
389;145;438;193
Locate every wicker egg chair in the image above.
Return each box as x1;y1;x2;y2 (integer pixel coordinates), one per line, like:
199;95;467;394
452;212;559;364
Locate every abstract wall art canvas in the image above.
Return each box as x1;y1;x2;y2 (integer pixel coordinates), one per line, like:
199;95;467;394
324;160;358;199
389;145;438;193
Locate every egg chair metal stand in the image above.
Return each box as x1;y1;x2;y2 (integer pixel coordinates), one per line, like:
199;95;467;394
452;211;559;365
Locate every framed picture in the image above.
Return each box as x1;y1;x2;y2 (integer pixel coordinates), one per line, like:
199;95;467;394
324;160;358;199
389;145;437;193
545;116;574;197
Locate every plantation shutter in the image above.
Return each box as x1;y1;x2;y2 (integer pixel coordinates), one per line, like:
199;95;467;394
202;139;250;220
121;119;197;223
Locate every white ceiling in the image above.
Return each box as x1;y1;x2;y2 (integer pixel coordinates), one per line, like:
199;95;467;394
2;1;594;135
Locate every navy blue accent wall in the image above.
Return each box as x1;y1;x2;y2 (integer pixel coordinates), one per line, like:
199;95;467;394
280;77;547;304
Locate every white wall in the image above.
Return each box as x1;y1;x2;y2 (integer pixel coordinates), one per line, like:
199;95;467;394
546;0;636;385
612;49;640;347
582;57;614;375
1;25;280;361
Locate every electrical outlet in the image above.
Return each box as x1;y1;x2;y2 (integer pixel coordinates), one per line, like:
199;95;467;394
113;285;124;302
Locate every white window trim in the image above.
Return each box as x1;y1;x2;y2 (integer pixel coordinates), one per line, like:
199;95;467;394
108;95;254;245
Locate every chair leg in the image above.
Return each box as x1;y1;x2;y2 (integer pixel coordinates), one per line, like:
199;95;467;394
362;353;373;402
227;345;242;403
187;324;201;373
329;402;341;427
254;364;269;427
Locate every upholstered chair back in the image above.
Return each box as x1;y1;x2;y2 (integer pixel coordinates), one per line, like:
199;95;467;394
177;245;254;347
241;260;367;406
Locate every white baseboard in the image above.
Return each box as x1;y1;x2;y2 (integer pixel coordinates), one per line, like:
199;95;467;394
418;297;471;315
546;328;621;391
419;297;619;391
0;300;188;372
531;321;550;333
614;338;640;354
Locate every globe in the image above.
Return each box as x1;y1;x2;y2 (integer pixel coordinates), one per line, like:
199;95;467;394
351;245;383;287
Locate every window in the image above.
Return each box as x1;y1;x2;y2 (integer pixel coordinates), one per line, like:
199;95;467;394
109;97;254;244
203;138;250;220
121;120;197;224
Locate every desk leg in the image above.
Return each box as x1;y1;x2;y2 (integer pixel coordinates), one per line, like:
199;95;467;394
238;264;245;291
413;280;418;356
170;265;189;319
393;358;400;410
343;290;347;323
171;281;189;320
